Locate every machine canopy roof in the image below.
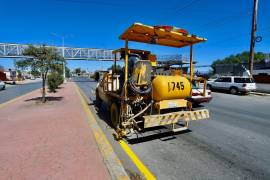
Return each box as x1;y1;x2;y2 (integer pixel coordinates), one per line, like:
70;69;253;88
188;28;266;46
113;48;151;60
120;23;206;48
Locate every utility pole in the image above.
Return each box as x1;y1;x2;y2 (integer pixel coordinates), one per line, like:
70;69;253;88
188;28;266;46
249;0;259;75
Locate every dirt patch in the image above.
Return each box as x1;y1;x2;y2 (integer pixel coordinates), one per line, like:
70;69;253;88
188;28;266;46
22;96;64;108
125;169;145;180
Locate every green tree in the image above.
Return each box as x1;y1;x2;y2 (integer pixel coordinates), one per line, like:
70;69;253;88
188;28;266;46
16;45;64;103
74;68;81;75
47;72;64;92
51;63;64;74
65;66;71;78
31;69;41;77
211;51;266;73
81;70;86;74
49;64;71;78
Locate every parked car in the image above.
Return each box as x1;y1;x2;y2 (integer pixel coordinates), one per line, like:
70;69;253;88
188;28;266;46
0;80;5;90
190;83;212;105
207;76;256;94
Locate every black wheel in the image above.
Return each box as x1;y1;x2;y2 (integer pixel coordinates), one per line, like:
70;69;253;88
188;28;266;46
206;84;212;90
95;89;101;107
110;103;120;129
230;87;238;95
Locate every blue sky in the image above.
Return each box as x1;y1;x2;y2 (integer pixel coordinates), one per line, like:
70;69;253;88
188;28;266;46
0;0;269;72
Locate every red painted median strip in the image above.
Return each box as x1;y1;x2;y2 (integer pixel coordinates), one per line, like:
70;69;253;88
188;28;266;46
0;82;110;179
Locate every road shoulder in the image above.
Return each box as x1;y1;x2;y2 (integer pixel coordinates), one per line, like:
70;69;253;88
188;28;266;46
74;83;130;180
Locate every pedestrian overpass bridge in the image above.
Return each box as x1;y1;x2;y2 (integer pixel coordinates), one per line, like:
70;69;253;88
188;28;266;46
0;43;184;61
0;43;116;61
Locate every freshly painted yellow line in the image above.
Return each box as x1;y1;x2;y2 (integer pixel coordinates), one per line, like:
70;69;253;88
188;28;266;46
74;84;129;180
74;83;156;180
0;89;38;109
119;140;156;180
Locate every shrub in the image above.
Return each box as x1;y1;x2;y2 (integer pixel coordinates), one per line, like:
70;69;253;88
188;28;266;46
47;72;64;92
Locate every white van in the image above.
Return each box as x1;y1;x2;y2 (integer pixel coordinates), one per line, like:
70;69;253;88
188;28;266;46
207;76;256;94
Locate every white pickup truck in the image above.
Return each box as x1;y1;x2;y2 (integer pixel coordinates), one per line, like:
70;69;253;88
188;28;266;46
207;76;256;94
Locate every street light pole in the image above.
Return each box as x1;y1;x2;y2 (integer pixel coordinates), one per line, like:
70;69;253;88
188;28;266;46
61;37;66;82
51;33;67;82
249;0;259;75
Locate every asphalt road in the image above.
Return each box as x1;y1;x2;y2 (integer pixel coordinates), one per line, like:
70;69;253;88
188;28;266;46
0;81;42;104
74;76;270;180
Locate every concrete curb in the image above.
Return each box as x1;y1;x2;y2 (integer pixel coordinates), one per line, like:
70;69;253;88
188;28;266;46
74;83;130;180
0;89;39;109
16;79;42;85
250;91;270;96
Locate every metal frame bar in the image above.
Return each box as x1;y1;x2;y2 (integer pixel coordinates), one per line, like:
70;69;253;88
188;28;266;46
189;44;193;82
124;39;129;100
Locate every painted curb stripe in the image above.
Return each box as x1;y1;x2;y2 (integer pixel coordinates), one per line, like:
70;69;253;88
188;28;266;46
74;83;130;180
74;83;156;180
119;140;156;180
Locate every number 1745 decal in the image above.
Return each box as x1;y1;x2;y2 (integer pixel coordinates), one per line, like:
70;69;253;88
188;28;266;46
168;82;184;92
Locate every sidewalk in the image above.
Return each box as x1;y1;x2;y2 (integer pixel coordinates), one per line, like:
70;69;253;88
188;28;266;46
0;82;110;179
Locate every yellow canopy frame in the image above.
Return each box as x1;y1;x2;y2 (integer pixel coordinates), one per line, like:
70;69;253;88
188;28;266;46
119;23;206;48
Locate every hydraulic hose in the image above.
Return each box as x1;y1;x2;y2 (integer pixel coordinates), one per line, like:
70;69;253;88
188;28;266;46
128;78;152;95
126;101;153;122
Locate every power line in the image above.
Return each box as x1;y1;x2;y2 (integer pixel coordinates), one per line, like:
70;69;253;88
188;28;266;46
55;0;173;9
175;0;201;15
196;10;252;32
161;0;201;21
55;0;124;7
195;26;270;51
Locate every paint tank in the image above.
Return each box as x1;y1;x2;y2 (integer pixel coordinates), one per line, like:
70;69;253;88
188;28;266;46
152;75;191;101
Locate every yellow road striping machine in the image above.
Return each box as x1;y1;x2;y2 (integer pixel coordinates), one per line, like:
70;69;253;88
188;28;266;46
95;23;210;139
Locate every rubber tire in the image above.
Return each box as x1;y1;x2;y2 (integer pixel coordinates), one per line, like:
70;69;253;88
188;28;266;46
207;84;212;90
95;89;101;107
110;103;120;129
230;87;238;95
